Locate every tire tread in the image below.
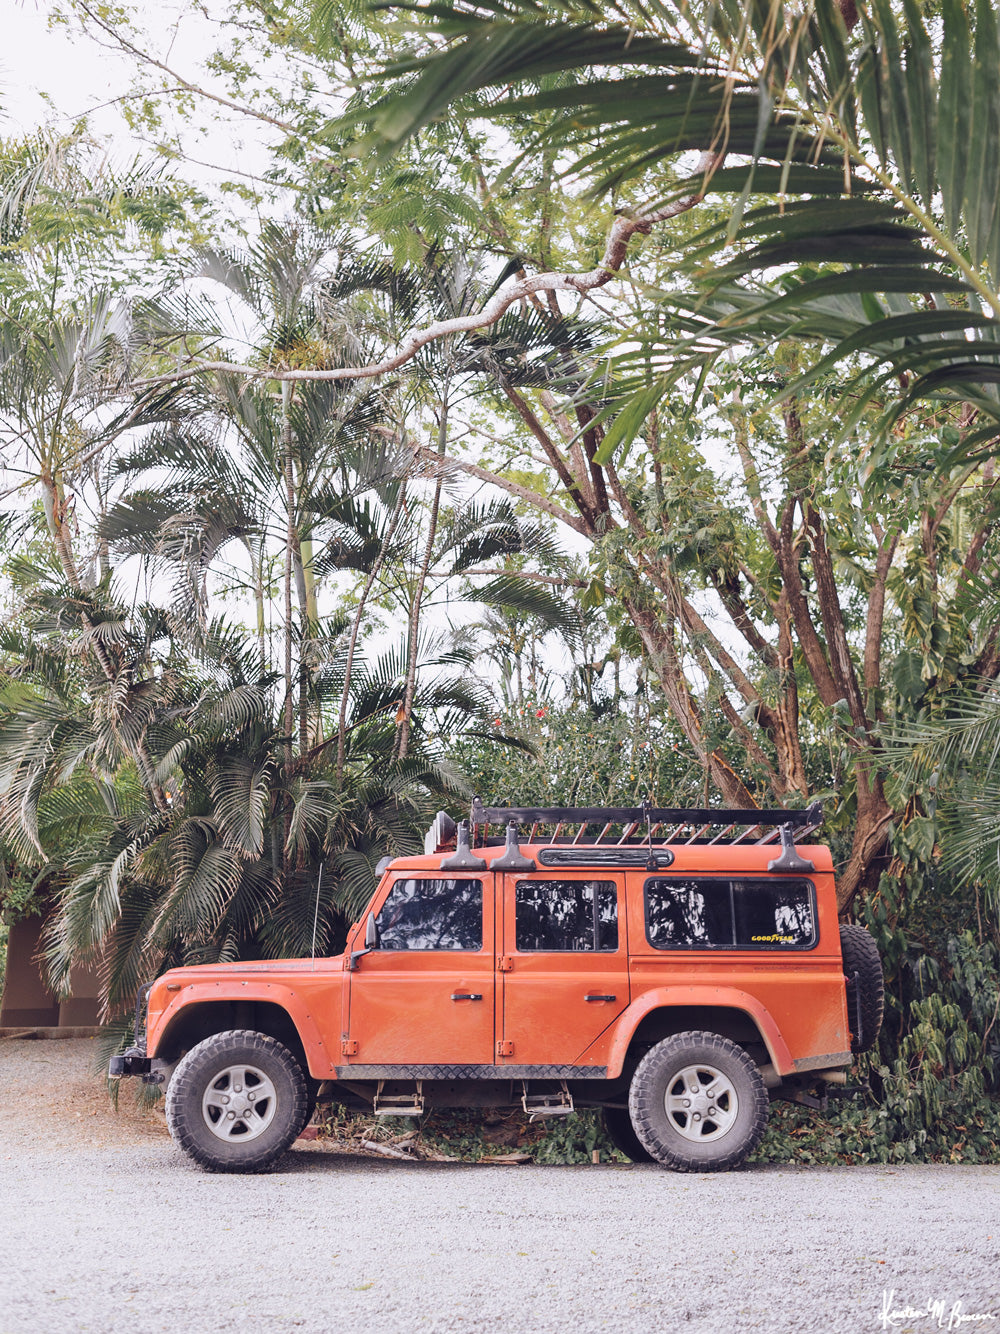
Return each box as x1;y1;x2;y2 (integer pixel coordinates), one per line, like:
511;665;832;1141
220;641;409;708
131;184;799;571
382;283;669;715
628;1031;768;1173
165;1029;308;1174
840;923;884;1054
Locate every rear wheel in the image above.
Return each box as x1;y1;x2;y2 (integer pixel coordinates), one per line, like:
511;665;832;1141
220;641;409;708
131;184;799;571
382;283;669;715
165;1029;308;1173
628;1031;768;1173
601;1105;654;1163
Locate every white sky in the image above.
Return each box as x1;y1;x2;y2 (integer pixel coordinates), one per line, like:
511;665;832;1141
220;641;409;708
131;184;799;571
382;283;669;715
2;1;281;208
0;2;746;704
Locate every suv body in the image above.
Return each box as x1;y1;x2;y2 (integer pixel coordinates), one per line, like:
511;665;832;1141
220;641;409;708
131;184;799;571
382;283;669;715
112;802;881;1173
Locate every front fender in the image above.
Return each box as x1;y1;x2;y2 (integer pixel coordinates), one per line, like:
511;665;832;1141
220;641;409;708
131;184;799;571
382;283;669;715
603;985;795;1079
147;979;338;1078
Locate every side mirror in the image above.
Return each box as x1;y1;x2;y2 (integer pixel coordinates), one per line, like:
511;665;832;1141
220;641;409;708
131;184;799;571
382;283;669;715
349;912;379;970
365;911;380;950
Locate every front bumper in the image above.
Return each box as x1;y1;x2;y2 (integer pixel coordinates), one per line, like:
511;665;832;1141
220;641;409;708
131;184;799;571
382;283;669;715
109;1048;152;1077
109;980;160;1080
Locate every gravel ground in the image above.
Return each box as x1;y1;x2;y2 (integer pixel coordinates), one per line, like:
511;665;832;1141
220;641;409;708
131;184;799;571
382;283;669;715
2;1037;999;1334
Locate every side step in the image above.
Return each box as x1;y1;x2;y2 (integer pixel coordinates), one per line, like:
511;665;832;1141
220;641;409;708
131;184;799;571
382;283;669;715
522;1082;574;1121
373;1082;425;1117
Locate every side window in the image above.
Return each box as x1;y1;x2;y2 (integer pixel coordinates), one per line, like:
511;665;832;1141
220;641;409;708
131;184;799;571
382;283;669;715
645;878;733;949
515;880;618;952
376;878;483;951
645;877;817;950
733;879;816;948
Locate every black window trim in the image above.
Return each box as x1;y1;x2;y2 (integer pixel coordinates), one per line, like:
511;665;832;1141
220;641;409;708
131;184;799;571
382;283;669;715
513;877;621;954
376;875;486;953
642;875;819;952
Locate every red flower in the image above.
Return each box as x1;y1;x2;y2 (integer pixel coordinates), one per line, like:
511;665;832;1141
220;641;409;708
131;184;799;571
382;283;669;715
536;708;546;718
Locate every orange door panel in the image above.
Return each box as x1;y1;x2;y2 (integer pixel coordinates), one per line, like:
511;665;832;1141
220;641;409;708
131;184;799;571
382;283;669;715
499;872;629;1067
346;873;495;1066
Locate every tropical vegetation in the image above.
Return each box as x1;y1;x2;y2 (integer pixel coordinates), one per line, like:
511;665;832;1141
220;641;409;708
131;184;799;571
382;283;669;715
2;0;1000;1160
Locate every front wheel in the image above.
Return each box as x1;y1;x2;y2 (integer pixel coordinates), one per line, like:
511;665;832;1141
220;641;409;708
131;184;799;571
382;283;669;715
628;1031;768;1173
165;1030;308;1173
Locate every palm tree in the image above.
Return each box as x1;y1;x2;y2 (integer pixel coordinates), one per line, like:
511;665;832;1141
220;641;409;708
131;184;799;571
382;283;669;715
333;0;1000;464
0;576;490;1018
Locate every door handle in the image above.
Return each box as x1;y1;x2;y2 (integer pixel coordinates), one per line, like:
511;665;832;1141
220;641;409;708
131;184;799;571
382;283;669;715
585;993;616;1002
451;993;483;1001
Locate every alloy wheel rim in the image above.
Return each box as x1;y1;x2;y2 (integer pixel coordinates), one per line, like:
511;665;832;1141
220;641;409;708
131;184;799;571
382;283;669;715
201;1063;278;1142
664;1063;739;1142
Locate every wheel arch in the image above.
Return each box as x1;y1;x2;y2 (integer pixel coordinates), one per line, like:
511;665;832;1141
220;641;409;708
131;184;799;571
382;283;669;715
604;989;794;1079
153;1000;311;1079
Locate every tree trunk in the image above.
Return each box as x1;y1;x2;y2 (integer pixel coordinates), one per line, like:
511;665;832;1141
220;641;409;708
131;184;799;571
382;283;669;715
281;383;296;868
336;482;408;787
397;394;448;761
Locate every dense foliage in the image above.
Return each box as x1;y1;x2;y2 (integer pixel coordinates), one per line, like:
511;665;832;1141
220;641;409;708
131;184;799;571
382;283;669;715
1;0;1000;1162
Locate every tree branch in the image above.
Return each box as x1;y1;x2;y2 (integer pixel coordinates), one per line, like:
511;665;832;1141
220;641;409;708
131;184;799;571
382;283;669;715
75;2;301;136
136;158;720;391
413;446;589;535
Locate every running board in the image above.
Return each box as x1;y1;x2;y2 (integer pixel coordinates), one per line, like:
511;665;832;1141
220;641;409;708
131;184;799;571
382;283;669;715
522;1082;574;1120
373;1082;425;1117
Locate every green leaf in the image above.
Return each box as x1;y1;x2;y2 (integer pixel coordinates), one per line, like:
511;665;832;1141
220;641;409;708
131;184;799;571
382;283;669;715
893;649;927;704
902;0;936;208
871;0;913;194
938;0;972;238
966;0;1000;268
592;380;666;466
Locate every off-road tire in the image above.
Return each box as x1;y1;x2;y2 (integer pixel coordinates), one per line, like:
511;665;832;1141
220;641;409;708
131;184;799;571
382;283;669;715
601;1105;654;1163
628;1031;768;1173
840;923;884;1054
165;1029;308;1173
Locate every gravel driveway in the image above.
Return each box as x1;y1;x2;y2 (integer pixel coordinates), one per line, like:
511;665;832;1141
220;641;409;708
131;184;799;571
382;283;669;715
2;1037;998;1334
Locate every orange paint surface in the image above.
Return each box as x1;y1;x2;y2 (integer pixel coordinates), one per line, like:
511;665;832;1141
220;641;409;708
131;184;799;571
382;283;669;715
147;841;852;1081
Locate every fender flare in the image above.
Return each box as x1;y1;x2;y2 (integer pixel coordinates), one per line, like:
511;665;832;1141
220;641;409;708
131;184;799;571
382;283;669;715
603;985;795;1079
148;980;336;1078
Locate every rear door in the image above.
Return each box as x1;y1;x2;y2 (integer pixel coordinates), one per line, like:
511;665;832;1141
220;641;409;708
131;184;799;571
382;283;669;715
497;872;629;1068
344;873;495;1066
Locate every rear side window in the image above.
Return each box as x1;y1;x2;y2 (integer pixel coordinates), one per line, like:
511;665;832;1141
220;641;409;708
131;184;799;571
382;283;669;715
515;880;618;952
376;878;483;950
644;877;816;950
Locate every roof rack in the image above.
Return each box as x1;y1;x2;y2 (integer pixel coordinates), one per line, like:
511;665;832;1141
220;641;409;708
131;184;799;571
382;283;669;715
423;800;823;874
469;798;823;847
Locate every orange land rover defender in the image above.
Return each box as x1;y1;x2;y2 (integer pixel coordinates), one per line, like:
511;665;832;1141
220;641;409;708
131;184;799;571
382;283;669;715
110;800;883;1174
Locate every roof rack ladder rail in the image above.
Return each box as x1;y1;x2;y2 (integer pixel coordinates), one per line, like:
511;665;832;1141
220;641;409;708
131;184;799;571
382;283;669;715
683;823;712;845
708;823;738;845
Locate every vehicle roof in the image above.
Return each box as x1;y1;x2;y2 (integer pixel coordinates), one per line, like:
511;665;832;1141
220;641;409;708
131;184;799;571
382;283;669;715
384;843;834;874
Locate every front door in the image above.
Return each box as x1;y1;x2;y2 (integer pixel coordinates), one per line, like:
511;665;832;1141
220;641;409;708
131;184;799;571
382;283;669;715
345;873;495;1067
498;872;629;1069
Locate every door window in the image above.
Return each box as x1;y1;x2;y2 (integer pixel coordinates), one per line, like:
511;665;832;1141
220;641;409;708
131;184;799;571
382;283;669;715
376;878;483;950
515;880;618;952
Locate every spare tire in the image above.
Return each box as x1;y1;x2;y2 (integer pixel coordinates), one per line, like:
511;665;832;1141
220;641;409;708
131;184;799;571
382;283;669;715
840;923;884;1053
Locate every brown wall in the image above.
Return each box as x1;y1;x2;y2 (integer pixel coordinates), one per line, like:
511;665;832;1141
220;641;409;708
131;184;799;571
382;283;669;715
0;916;101;1028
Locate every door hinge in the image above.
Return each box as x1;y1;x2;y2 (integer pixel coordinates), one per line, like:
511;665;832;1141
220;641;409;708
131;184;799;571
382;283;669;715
497;1039;515;1056
341;1039;358;1056
498;955;514;972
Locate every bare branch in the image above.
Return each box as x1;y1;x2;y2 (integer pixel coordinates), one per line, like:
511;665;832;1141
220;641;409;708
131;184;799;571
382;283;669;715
413;447;588;536
75;2;301;136
459;567;586;587
135;158;720;391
